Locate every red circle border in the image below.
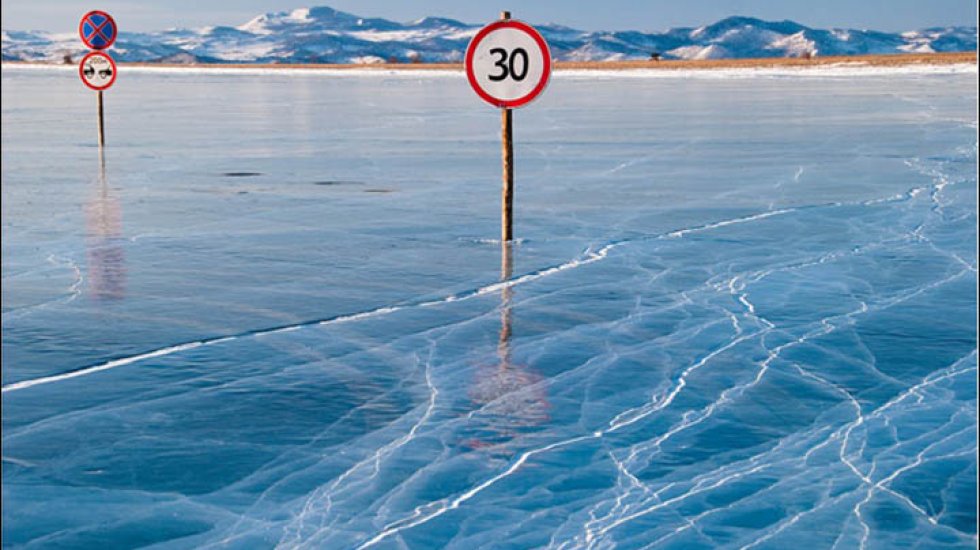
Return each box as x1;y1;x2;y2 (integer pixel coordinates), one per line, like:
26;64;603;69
465;19;552;109
79;10;117;50
79;51;117;91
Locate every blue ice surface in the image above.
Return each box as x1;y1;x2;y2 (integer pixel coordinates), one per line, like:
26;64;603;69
1;65;977;549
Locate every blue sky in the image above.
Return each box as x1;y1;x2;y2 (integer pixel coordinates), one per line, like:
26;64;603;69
1;0;976;32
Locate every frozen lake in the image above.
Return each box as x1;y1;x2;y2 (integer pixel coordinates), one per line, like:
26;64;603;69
2;66;977;549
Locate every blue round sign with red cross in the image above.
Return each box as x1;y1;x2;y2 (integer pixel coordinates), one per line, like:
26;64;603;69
79;10;117;50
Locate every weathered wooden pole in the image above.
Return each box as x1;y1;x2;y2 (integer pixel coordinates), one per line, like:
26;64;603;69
501;108;513;242
97;90;105;149
467;10;548;243
500;10;514;243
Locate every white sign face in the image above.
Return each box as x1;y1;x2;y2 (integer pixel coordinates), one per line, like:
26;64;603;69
79;52;116;91
465;20;551;108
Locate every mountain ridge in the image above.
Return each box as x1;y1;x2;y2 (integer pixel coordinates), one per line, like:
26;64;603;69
2;7;976;64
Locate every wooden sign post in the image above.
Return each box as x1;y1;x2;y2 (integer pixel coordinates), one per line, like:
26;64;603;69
79;51;117;149
98;90;105;149
499;11;515;242
465;11;551;242
79;10;118;150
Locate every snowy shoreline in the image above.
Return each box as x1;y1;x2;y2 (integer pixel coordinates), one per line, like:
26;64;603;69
2;60;976;79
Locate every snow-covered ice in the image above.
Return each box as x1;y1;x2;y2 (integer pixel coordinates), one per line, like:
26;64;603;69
1;66;977;549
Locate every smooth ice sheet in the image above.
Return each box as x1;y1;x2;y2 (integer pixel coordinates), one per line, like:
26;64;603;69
2;66;977;549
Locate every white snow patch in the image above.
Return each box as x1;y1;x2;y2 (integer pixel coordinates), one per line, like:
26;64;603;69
555;63;977;79
899;43;936;53
289;8;311;21
352;55;386;64
348;30;436;42
669;44;730;60
767;31;817;57
565;43;629;62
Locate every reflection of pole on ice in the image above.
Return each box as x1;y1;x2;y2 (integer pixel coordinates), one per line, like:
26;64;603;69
86;157;126;300
465;242;550;454
498;241;513;363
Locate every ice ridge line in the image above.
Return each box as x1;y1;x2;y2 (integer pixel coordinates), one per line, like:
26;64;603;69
2;186;933;395
1;243;617;394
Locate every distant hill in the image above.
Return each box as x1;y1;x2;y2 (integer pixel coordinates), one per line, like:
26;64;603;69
2;7;976;64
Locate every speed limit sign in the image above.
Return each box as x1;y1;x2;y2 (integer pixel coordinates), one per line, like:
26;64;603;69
465;19;552;108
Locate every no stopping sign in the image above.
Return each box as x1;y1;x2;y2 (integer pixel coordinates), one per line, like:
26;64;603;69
79;10;117;50
465;20;552;108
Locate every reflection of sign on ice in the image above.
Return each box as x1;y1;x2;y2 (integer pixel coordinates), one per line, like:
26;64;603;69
467;353;551;451
79;52;116;91
87;170;126;300
464;244;551;454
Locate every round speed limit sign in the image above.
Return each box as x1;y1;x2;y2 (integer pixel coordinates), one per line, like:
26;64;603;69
465;19;552;108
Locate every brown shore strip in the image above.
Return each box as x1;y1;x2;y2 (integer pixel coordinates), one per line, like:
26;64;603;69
555;51;976;70
3;51;975;72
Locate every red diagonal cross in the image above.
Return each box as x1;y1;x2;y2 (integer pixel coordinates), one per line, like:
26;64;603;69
85;16;112;43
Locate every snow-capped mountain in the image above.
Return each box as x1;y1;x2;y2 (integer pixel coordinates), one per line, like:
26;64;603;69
2;7;976;64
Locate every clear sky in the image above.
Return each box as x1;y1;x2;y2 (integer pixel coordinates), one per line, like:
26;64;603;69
1;0;976;33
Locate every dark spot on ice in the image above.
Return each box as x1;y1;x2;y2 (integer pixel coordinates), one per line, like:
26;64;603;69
222;172;263;177
313;180;364;186
364;188;395;194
